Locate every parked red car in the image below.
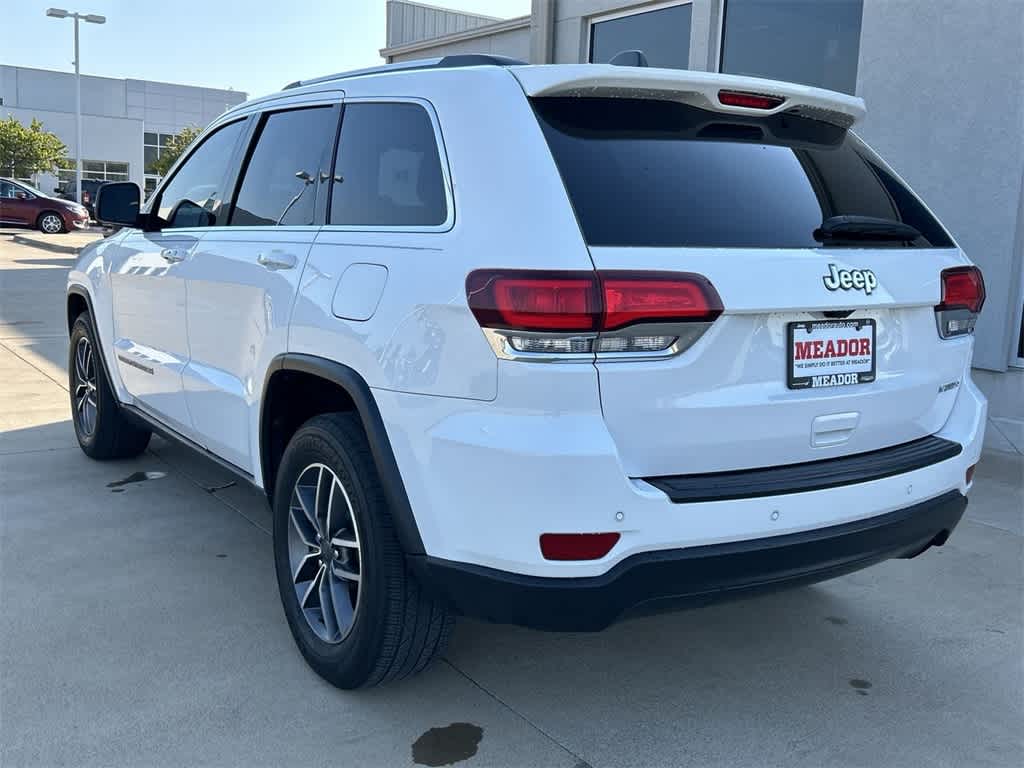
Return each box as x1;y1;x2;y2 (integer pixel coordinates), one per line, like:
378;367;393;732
0;177;90;234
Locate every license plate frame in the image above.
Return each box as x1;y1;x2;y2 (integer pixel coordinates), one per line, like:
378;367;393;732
786;318;877;390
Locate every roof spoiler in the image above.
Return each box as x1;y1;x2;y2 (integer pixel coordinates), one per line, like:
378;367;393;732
512;65;866;129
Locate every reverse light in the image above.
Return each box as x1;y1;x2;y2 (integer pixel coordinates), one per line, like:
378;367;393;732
718;89;785;110
540;532;620;561
466;270;723;360
935;266;985;338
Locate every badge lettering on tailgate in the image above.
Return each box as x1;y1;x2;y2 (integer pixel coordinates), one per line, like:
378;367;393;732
823;264;877;295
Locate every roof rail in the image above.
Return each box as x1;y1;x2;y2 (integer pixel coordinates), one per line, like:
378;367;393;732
283;54;526;90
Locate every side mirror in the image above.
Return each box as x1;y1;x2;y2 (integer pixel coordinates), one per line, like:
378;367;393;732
95;182;142;228
14;191;29;200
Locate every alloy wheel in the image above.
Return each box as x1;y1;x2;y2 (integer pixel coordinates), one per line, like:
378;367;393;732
73;336;98;436
40;214;63;234
287;463;363;643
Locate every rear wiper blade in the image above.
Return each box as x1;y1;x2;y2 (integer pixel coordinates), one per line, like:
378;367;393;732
815;215;922;243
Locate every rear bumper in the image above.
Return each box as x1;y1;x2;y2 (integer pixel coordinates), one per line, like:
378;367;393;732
411;490;966;631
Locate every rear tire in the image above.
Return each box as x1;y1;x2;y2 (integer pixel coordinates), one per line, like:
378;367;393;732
38;211;67;234
69;313;151;459
273;412;454;689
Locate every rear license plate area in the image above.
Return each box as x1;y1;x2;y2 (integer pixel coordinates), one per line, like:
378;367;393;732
787;319;876;389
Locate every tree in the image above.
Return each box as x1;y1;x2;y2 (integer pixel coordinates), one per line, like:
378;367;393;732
0;115;68;178
150;125;203;177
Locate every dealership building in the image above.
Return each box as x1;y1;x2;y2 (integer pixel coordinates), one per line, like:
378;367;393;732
0;65;246;198
382;0;1024;444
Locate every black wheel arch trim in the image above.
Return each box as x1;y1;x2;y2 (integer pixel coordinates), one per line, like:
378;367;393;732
66;285;117;394
261;353;425;555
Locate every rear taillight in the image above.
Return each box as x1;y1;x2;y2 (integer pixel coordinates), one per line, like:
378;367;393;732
466;270;722;360
936;266;985;338
718;89;785;110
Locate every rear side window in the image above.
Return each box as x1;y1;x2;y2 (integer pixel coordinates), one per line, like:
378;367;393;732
156;119;245;229
533;97;953;249
231;106;338;227
329;102;447;227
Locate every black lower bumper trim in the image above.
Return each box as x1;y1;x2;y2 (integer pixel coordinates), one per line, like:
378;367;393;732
411;491;966;631
645;436;962;503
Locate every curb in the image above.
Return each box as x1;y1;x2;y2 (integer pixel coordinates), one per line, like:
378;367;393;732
12;234;89;255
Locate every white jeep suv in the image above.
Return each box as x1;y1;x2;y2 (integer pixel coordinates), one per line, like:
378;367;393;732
69;56;987;689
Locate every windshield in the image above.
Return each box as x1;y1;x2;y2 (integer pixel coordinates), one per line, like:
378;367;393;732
532;97;954;249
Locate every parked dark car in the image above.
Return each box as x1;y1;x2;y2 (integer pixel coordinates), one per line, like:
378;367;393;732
0;177;90;234
58;178;108;219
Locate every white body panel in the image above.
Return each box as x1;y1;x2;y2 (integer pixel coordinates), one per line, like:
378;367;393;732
107;230;201;435
589;246;974;476
374;368;985;577
69;62;987;583
181;228;315;473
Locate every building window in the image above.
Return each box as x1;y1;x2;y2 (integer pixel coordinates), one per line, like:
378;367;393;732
144;131;175;175
57;159;129;186
589;1;692;70
720;0;864;95
144;132;177;200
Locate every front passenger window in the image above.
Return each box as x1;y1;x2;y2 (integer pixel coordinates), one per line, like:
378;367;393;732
156;119;246;229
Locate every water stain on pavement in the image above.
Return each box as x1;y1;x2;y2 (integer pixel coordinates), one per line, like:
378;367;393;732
412;723;483;766
849;678;873;694
825;616;849;625
107;471;166;488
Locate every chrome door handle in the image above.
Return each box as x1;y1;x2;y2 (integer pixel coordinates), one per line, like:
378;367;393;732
160;248;186;263
257;252;297;270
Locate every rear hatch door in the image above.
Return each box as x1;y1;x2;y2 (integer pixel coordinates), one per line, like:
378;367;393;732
525;70;972;477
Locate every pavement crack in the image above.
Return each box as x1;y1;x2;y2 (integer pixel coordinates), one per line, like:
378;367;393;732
987;418;1024;456
442;658;589;767
0;338;68;392
144;448;271;535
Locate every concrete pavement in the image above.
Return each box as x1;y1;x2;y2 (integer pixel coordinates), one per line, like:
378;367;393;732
1;230;1021;767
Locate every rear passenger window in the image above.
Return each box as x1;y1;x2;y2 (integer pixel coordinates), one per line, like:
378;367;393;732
329;103;447;227
156;119;246;229
231;106;338;227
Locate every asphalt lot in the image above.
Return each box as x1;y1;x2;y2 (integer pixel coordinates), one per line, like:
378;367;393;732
1;228;1022;768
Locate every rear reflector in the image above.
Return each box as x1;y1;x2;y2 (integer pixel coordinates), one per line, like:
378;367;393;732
966;463;977;485
718;89;785;110
540;532;620;561
466;270;722;333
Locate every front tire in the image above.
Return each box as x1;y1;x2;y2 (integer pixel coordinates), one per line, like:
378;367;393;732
69;313;151;459
273;413;453;689
38;211;67;234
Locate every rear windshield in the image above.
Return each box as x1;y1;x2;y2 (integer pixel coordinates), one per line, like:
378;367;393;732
532;97;953;249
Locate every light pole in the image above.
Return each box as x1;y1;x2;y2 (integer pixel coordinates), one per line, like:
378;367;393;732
45;8;106;205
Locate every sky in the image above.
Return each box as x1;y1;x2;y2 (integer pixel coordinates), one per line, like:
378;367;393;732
1;0;531;99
